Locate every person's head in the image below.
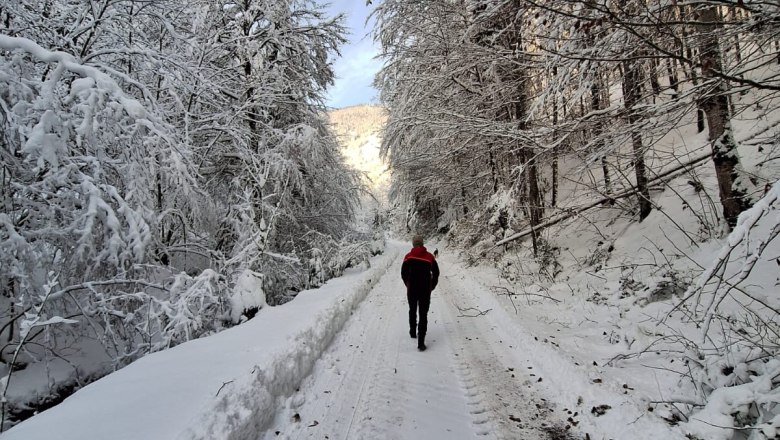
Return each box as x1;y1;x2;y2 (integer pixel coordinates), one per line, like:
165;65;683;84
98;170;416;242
412;235;424;247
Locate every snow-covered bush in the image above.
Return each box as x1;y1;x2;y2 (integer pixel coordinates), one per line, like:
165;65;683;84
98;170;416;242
228;270;266;324
156;270;230;349
305;233;380;289
671;182;780;439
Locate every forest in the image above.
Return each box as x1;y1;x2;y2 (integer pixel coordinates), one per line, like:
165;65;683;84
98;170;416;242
374;0;779;437
0;0;379;428
376;0;778;236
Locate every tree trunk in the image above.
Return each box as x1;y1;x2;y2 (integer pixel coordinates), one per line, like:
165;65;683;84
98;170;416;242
696;6;751;228
507;7;542;255
648;58;661;98
729;7;743;68
775;40;780;64
551;71;559;208
527;157;542;227
551;157;558;208
488;148;499;194
666;59;679;99
590;75;611;197
622;59;652;221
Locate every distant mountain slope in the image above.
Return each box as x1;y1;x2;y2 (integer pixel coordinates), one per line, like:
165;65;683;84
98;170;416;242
329;104;387;140
328;105;388;191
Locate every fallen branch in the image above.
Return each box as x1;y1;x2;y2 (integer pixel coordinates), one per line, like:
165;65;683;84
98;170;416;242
215;380;234;397
492;154;713;248
491;285;561;304
456;306;491;317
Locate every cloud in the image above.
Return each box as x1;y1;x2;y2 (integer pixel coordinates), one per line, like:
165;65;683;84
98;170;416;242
327;39;381;108
324;0;382;108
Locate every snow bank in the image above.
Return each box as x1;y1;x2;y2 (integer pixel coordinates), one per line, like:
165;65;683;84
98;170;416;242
2;246;399;440
683;362;780;440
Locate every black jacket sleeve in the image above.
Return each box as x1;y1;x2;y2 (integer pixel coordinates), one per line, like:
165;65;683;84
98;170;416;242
401;260;409;287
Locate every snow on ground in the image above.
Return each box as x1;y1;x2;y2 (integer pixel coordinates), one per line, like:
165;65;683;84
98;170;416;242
445;254;689;440
2;238;691;440
264;241;686;440
1;246;398;440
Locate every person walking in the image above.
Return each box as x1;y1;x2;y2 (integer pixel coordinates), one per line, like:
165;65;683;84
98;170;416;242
401;235;439;351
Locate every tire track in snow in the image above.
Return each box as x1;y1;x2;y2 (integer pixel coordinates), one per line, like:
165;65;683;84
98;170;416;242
430;299;499;438
263;244;574;440
267;255;403;440
437;260;576;440
347;272;409;440
263;245;477;440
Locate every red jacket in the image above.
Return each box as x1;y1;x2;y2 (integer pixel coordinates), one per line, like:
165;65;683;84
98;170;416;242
401;246;440;294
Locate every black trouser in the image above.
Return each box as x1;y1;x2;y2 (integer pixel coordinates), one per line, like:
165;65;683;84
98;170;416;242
407;290;431;338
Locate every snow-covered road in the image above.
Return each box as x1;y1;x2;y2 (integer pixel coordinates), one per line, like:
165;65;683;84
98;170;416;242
265;246;569;440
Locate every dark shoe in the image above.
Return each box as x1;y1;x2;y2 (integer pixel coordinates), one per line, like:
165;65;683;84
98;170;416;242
410;330;416;339
417;343;427;351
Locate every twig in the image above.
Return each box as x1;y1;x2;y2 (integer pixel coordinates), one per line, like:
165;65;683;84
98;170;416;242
456;306;491;317
493;285;519;313
491;285;562;303
585;271;607;281
690;418;762;431
216;380;234;397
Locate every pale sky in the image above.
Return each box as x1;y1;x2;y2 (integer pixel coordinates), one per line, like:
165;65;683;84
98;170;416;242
324;0;382;109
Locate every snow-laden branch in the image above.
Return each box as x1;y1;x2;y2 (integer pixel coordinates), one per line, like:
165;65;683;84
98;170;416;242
676;180;780;343
0;34;150;120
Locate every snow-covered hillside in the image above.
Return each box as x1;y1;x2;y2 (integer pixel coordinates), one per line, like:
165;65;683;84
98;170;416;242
329;104;391;232
329;105;390;198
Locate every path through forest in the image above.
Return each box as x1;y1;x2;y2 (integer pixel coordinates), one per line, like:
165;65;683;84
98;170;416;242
264;245;573;440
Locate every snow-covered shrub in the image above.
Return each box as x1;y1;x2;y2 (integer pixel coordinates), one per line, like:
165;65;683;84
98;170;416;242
684;358;780;440
0;33;199;363
671;181;780;439
305;233;380;289
535;238;562;281
156;269;230;350
617;264;692;307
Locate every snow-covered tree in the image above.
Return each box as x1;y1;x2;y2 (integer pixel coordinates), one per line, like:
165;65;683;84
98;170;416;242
373;0;779;432
0;0;366;428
